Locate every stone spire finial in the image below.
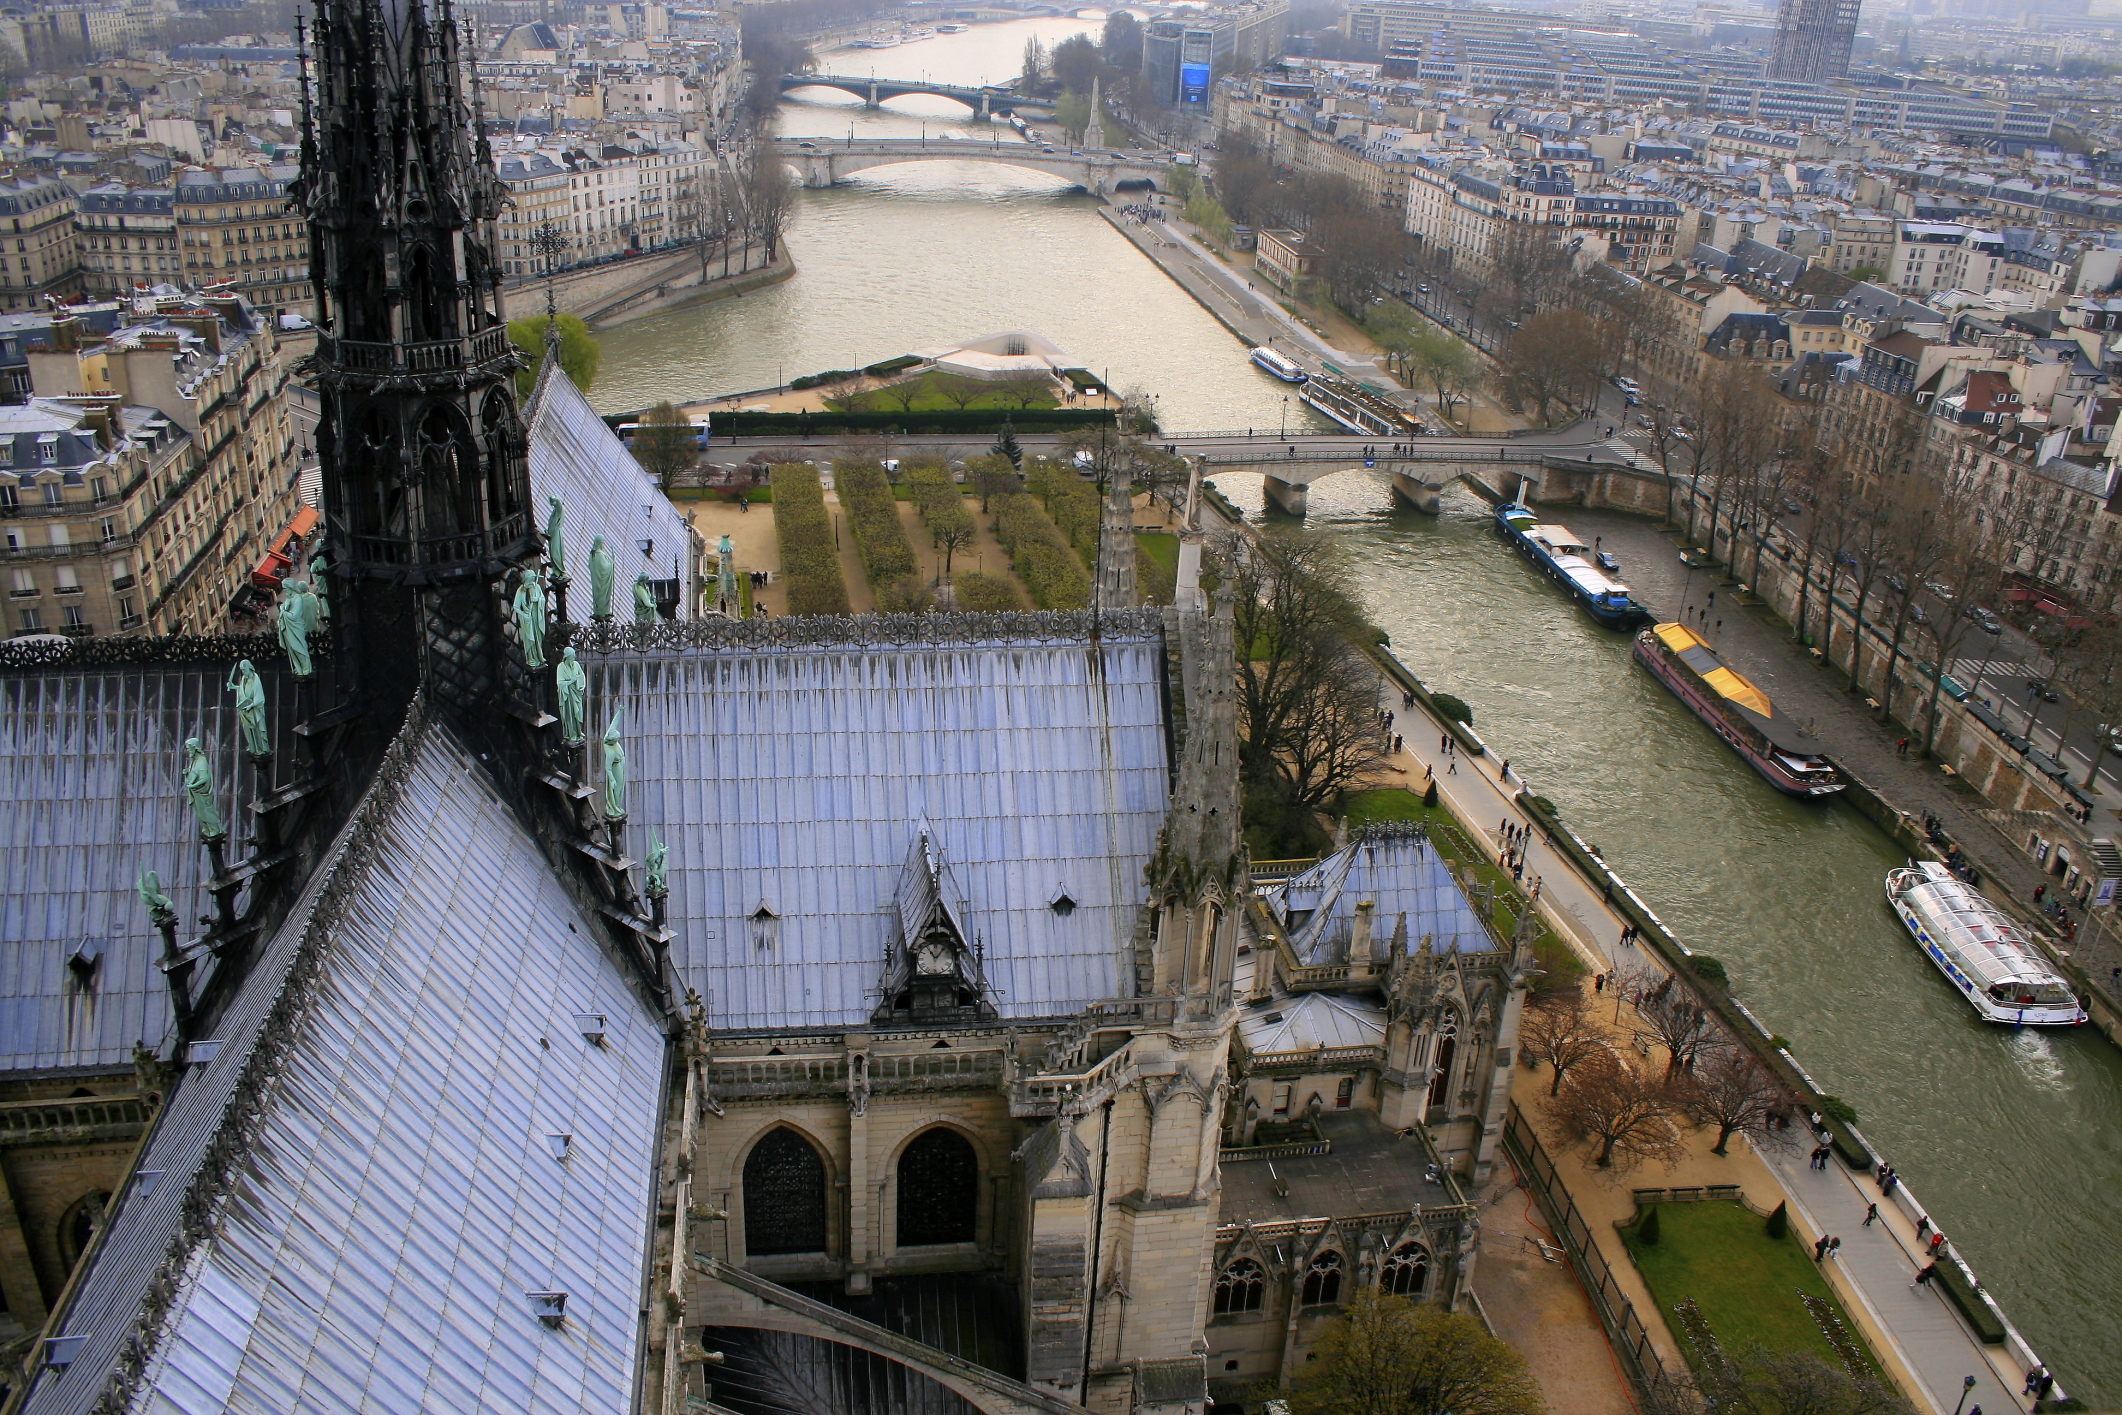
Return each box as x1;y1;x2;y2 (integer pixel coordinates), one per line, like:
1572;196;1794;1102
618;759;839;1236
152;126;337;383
1093;478;1137;611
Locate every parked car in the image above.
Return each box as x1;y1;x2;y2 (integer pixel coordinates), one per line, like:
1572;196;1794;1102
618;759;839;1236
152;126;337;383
1962;604;2003;634
1596;550;1620;572
1924;578;1954;601
1782;498;1804;514
2028;678;2061;703
1884;574;1908;594
1418;283;1432;294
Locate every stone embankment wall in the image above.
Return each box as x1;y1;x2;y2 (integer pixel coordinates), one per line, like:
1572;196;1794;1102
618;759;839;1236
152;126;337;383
501;245;793;328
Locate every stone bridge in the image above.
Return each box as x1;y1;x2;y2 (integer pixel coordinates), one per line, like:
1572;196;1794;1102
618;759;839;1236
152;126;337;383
688;1255;1093;1415
1165;430;1655;515
774;136;1168;196
780;72;1053;115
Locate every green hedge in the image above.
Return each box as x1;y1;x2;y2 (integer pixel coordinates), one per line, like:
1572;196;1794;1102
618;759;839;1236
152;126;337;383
981;451;1088;610
864;354;923;377
954;571;1024;611
768;462;850;617
1027;460;1102;564
905;460;976;546
834;459;918;588
715;408;1117;437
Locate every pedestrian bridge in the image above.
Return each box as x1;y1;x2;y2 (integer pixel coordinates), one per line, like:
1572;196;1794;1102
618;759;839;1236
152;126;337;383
1163;431;1651;515
774;136;1168;196
779;73;1052;114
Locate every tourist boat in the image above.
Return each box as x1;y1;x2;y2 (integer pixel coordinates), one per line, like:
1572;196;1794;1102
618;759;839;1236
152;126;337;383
1633;621;1845;796
1298;373;1417;437
1250;346;1307;383
937;22;970;32
1495;502;1649;630
1885;862;2086;1026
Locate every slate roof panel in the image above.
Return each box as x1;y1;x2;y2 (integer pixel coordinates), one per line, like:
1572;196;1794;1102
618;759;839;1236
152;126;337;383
0;664;297;1074
1265;831;1491;963
588;630;1171;1031
22;722;662;1415
526;360;695;621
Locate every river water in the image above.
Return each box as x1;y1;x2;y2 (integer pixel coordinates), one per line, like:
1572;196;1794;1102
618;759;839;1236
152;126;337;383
590;19;2122;1402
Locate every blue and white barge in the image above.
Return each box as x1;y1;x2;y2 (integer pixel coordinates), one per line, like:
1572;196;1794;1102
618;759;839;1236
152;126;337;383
1885;862;2085;1027
1494;502;1648;628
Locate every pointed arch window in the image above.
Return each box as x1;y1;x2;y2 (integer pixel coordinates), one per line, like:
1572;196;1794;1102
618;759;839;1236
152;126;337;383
743;1127;826;1256
1213;1258;1265;1314
1300;1251;1343;1307
1427;1019;1459;1111
896;1127;978;1247
1381;1243;1429;1297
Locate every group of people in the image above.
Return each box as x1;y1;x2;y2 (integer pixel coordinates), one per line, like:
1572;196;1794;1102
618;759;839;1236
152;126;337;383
1119;202;1164;223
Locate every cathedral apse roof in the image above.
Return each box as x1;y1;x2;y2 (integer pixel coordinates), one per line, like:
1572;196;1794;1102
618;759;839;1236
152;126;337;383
1266;826;1492;966
20;710;664;1415
581;611;1174;1032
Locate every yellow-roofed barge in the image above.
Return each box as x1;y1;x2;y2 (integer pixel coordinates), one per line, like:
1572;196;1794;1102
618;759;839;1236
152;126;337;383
1634;622;1845;797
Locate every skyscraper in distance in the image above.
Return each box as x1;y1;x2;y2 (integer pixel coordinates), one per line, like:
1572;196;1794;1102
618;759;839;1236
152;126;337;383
1769;0;1862;83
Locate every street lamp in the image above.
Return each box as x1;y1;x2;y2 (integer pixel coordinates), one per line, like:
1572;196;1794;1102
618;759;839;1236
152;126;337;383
1280;396;1289;440
1953;1377;1977;1415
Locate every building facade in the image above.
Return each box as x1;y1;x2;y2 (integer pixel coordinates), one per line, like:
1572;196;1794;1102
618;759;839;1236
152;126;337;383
174;166;311;314
75;183;178;299
1767;0;1862;84
0;174;84;314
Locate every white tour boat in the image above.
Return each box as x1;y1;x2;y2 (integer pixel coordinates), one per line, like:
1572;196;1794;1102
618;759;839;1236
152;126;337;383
1884;862;2085;1026
1249;346;1307;383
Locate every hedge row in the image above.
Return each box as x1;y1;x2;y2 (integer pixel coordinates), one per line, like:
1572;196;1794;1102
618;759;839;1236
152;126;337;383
1027;460;1102;564
905;459;976;546
834;459;918;587
954;571;1024;611
978;454;1089;610
713;408;1117;437
768;462;850;617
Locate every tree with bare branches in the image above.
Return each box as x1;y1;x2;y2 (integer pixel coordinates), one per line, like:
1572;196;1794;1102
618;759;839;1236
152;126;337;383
1625;974;1721;1080
1545;1047;1690;1171
1680;1045;1796;1155
1518;986;1605;1097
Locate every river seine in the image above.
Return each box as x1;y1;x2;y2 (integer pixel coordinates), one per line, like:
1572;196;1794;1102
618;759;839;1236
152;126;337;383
590;19;2122;1401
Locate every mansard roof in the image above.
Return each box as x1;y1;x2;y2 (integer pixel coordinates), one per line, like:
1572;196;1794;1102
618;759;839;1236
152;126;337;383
525;356;697;620
582;612;1174;1032
0;661;297;1074
1266;826;1490;964
20;713;664;1415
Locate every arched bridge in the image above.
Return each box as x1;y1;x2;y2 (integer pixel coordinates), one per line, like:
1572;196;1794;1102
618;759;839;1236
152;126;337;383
1163;428;1657;515
774;136;1169;196
780;73;1053;115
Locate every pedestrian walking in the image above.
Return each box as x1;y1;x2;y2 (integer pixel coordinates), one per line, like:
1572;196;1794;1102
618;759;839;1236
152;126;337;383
1863;1202;1878;1227
1813;1235;1831;1261
1827;1237;1841;1259
1500;758;1511;780
1897;738;1910;757
1912;1261;1937;1288
2034;884;2047;904
2036;1371;2055;1404
1915;1214;1930;1239
1531;877;1541;901
1929;1231;1947;1256
1707;591;1715;609
1393;734;1403;754
2024;1367;2046;1398
1595;972;1606;993
1447;757;1456;774
1442;733;1450;753
1715;618;1722;634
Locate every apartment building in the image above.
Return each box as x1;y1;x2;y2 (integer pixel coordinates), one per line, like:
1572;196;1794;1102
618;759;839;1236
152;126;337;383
25;291;301;635
0;397;188;640
0;173;84;313
495;151;573;275
174;166;311;315
1142;0;1288;110
76;182;177;298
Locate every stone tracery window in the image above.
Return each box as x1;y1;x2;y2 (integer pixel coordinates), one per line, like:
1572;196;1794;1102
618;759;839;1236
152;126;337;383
1381;1243;1429;1297
743;1126;827;1256
896;1126;977;1247
1213;1257;1265;1314
1300;1250;1343;1307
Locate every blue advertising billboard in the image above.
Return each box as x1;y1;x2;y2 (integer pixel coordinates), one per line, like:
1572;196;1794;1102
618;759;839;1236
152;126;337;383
1181;61;1210;105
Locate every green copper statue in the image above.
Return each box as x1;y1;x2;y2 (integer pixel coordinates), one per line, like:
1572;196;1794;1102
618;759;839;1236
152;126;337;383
555;647;587;745
308;551;330;621
227;659;269;757
589;535;616;620
545;496;567;580
276;578;317;679
602;707;627;820
632;571;657;626
183;737;224;839
512;567;549;669
137;868;176;925
645;829;668;896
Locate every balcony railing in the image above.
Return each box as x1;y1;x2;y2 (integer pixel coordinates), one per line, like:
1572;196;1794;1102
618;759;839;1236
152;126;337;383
352;512;529;569
321;326;517;378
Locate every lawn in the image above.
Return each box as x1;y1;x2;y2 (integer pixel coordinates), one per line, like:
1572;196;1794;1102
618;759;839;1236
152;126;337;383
1343;789;1585;985
1622;1202;1880;1378
829;370;1057;414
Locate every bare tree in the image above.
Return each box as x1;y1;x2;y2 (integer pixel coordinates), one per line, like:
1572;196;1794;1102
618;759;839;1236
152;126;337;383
1625;973;1720;1080
937;375;986;411
1680;1045;1796;1156
742;139;796;266
1500;311;1601;427
996;369;1051;410
630;402;699;485
1519;986;1605;1097
1544;1047;1690;1171
932;517;975;580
